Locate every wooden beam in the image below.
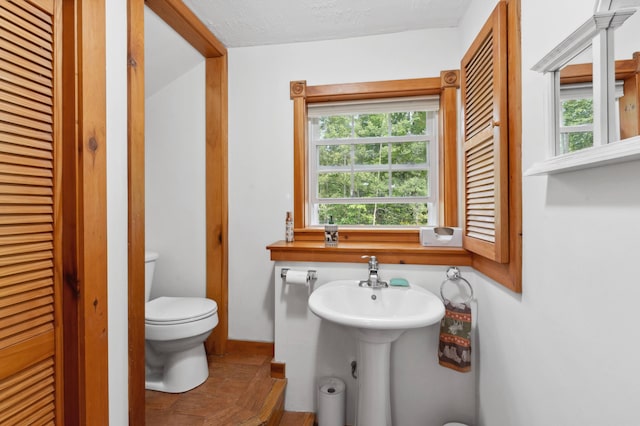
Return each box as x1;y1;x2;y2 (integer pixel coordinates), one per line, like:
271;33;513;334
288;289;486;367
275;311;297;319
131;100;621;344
145;0;226;57
205;55;229;355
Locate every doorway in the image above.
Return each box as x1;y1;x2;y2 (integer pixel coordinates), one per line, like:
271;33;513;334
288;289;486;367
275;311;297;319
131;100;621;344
127;1;229;423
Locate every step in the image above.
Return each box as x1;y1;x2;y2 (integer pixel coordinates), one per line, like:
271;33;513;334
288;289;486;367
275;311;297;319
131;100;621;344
279;411;316;426
239;379;287;426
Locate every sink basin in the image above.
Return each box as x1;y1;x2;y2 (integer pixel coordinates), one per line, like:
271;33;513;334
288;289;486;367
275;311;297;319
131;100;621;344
308;279;445;426
308;279;445;331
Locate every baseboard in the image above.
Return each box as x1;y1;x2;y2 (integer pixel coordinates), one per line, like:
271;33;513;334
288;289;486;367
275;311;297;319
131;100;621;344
226;339;274;357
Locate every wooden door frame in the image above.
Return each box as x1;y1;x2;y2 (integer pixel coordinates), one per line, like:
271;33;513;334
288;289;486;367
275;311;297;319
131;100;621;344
127;1;228;423
61;0;109;423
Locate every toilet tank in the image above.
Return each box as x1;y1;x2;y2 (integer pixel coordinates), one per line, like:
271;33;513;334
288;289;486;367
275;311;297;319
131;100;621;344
145;251;159;302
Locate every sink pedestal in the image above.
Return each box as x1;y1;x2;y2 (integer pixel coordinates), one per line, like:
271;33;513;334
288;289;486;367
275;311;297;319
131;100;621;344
354;328;405;426
307;280;445;426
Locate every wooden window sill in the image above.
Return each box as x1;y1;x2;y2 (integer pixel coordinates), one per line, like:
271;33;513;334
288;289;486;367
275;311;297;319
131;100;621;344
267;240;472;266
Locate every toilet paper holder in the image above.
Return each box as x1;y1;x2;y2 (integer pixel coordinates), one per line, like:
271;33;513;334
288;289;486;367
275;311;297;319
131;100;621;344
281;268;317;282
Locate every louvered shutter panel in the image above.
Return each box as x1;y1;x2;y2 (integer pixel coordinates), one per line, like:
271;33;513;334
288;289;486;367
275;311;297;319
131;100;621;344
0;0;61;423
461;1;509;263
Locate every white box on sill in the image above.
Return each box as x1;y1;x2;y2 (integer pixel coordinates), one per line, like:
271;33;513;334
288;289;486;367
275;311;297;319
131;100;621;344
419;226;462;247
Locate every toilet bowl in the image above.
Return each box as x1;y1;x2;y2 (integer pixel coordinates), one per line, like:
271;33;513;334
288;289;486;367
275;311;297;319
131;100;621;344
144;251;218;393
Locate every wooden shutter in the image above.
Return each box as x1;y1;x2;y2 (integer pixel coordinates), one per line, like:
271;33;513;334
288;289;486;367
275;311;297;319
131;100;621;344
0;0;62;424
461;1;509;263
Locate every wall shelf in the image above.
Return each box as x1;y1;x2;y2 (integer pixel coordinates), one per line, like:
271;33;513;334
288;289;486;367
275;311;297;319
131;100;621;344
525;135;640;175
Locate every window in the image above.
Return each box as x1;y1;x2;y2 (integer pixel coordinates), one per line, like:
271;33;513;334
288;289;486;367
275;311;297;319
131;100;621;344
307;97;439;227
270;0;522;294
288;75;460;242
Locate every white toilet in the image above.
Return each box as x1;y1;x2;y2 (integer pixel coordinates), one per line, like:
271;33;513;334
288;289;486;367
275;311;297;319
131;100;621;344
144;251;219;393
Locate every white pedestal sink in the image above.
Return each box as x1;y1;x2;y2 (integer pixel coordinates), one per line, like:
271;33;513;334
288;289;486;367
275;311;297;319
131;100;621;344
308;280;445;426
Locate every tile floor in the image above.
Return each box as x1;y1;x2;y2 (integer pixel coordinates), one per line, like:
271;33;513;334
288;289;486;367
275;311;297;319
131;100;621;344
145;352;282;425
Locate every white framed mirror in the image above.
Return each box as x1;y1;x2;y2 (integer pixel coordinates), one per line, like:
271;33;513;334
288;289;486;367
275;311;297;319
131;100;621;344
526;1;640;175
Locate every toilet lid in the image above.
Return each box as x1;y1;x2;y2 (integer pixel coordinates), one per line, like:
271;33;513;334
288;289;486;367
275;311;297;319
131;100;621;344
146;297;218;325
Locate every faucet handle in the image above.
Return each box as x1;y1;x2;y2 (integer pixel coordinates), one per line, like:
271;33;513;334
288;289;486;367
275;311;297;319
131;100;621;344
361;255;378;270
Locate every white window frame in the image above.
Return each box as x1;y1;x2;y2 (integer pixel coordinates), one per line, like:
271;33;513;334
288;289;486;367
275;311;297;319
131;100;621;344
307;96;439;227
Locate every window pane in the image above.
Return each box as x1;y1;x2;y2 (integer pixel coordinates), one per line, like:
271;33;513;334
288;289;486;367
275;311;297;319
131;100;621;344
318;173;350;198
391;171;428;197
390;111;430;136
354;143;388;165
318;144;351;167
319;115;352;139
390;141;427;164
355;113;389;137
318;203;430;226
353;172;389;198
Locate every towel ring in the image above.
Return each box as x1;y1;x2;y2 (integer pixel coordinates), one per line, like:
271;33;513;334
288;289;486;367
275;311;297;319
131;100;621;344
440;266;473;304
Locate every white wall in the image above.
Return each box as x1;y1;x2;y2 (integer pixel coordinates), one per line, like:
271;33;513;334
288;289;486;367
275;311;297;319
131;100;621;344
106;1;128;423
275;263;476;425
460;1;640;425
145;60;207;299
228;27;461;342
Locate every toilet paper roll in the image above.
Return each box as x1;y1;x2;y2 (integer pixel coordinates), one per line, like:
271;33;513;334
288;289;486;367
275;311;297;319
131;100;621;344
317;377;345;426
285;270;309;286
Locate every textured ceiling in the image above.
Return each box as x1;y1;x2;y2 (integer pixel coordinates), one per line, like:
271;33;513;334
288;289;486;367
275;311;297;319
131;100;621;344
182;0;472;47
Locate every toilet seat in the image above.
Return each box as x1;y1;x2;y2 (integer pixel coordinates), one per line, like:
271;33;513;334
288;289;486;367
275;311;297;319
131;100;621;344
146;296;218;325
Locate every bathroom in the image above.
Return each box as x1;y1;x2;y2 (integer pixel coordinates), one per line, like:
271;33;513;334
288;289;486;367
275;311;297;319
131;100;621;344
108;0;640;424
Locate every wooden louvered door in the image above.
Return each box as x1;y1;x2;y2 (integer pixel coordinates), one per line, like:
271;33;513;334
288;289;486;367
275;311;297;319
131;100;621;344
461;1;509;263
0;0;63;424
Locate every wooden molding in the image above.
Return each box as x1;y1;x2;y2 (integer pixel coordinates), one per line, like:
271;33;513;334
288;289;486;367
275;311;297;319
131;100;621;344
440;85;458;227
226;340;274;357
304;77;441;103
60;0;110;421
127;0;146;424
290;80;307;99
270;361;286;379
440;70;460;88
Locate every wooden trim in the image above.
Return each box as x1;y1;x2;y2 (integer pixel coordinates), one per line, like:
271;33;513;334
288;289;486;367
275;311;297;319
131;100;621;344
205;55;229;356
471;0;522;292
127;0;145;424
439;71;459;227
145;0;226;57
226;340;275;357
60;0;110;422
78;0;109;420
61;2;80;422
305;77;442;103
267;240;472;266
270;361;286;379
289;76;459;246
292;94;308;230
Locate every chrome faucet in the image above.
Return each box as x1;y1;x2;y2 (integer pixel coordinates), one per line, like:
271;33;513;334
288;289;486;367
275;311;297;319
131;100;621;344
359;255;388;288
